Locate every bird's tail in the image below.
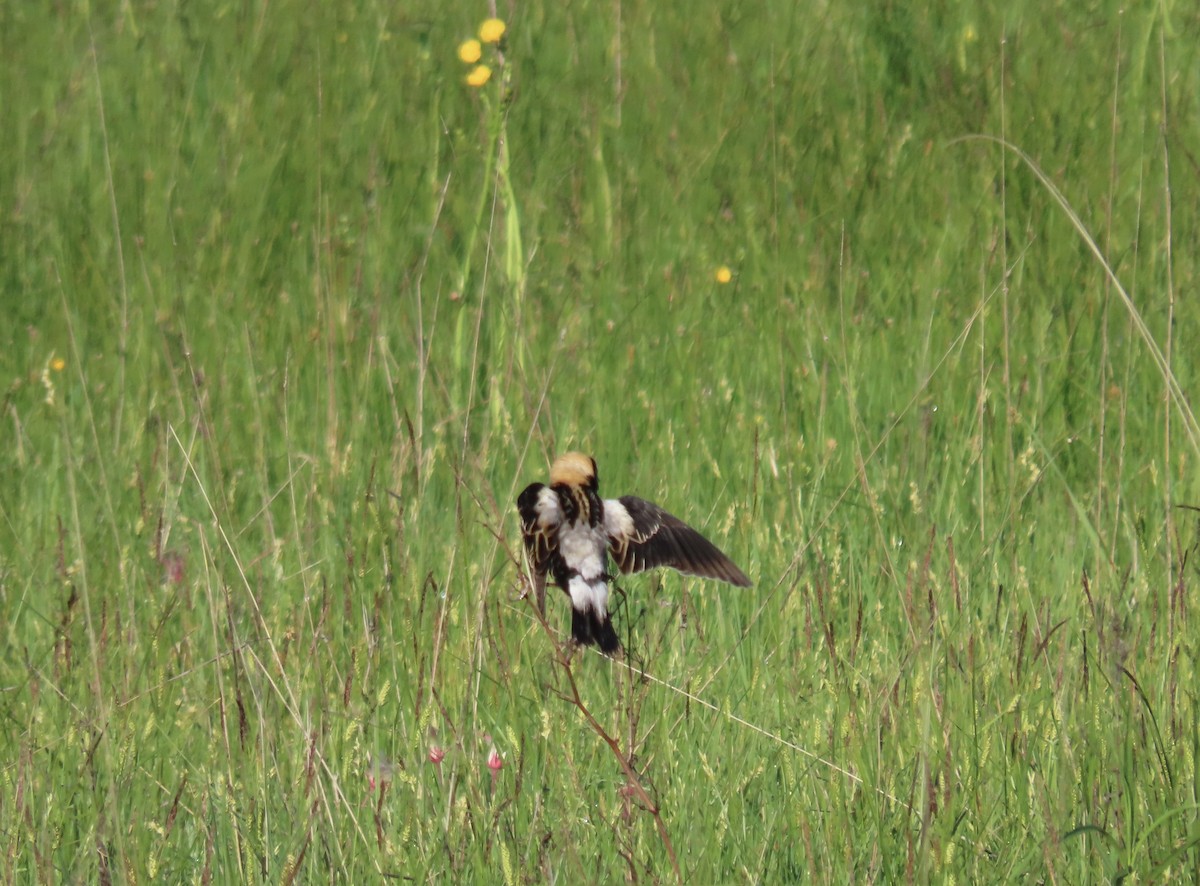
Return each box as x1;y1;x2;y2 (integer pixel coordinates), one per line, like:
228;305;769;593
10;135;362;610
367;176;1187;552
571;606;620;654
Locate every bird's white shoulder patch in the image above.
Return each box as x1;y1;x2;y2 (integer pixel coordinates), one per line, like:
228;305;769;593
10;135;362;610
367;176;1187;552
603;498;634;541
534;486;563;530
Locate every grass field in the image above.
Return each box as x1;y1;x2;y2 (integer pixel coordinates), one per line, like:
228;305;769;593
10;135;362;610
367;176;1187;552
3;1;1199;881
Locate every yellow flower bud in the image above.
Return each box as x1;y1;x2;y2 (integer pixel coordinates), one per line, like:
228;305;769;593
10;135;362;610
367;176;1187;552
458;39;482;64
466;64;492;87
479;18;506;44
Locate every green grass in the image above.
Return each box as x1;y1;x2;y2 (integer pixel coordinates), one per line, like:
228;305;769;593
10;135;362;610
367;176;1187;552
3;0;1199;881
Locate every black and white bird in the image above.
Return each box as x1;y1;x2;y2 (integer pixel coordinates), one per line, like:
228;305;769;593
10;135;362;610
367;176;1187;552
517;452;751;654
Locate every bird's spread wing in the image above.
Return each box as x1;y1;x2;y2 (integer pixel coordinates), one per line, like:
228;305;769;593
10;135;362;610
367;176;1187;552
604;496;751;587
517;483;563;611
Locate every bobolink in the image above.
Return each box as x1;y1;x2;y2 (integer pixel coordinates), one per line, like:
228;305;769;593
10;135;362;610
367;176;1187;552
517;452;751;654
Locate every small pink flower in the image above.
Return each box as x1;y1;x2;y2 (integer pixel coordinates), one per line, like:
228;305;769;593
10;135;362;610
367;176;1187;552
429;746;446;765
366;754;393;793
487;747;504;772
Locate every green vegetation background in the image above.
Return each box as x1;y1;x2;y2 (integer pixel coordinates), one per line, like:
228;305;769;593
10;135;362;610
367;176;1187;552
3;1;1198;881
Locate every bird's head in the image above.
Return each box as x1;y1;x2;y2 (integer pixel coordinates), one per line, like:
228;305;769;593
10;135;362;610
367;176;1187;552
550;452;598;490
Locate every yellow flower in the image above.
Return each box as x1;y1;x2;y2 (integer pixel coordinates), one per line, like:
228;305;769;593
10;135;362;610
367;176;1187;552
50;357;66;372
714;265;733;284
479;18;506;44
458;39;482;64
466;64;492;87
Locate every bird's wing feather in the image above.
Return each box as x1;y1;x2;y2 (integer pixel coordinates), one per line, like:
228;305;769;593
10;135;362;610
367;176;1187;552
517;483;563;611
604;496;751;587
